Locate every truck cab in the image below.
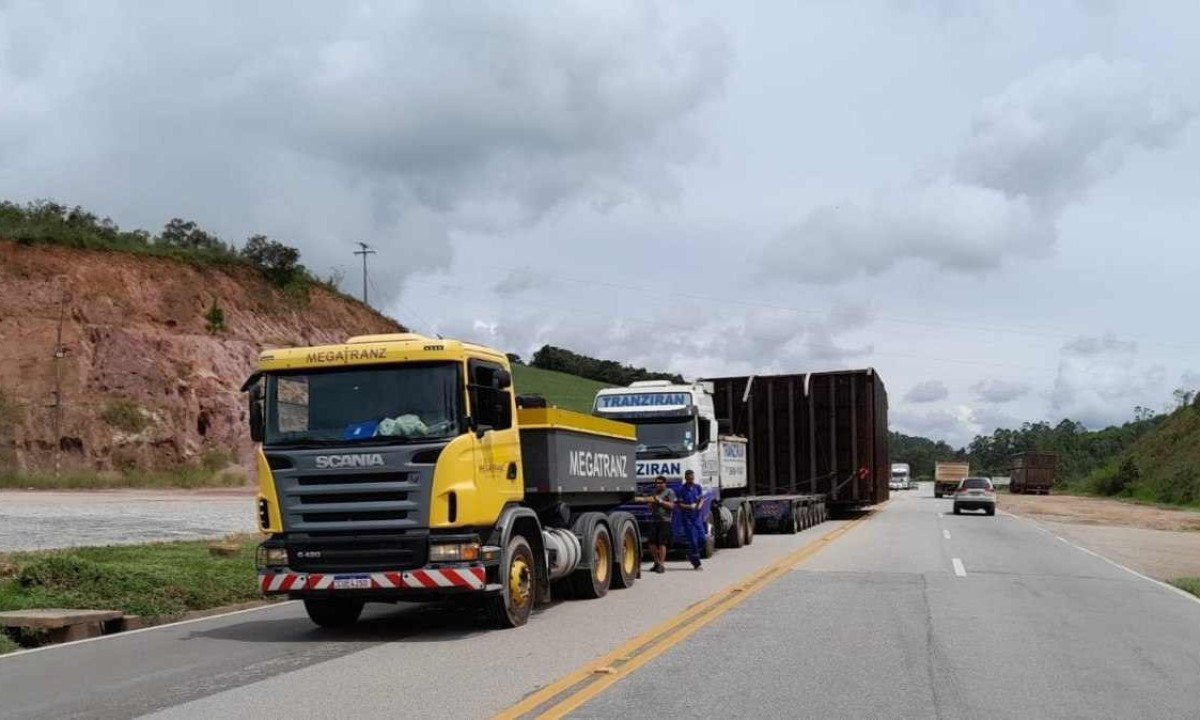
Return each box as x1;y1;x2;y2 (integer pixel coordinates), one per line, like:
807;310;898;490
593;381;749;555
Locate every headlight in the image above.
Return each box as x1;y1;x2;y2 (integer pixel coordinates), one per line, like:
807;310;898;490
429;542;481;563
256;545;288;569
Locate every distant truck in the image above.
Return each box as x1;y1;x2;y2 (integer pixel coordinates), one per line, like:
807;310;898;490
245;333;645;629
890;463;912;490
1010;452;1058;495
934;461;970;498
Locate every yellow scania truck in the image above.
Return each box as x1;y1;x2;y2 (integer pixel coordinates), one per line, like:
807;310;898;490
243;333;641;628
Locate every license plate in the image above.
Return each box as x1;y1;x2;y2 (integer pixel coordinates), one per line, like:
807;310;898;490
333;575;372;590
969;490;983;496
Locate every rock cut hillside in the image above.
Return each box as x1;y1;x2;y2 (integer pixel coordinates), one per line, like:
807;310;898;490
0;241;402;475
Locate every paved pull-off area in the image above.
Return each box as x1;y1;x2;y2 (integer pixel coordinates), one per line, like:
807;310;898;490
0;490;256;551
2;484;1198;719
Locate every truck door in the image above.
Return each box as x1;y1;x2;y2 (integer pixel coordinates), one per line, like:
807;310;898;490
467;359;524;516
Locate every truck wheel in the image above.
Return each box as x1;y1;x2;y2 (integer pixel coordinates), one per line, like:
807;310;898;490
303;598;364;628
953;505;961;515
724;507;745;549
611;519;639;589
934;491;942;499
486;535;536;628
570;523;612;599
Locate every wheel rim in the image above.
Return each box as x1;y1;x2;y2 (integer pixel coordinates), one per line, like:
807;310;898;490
594;532;611;585
621;529;637;576
508;553;532;609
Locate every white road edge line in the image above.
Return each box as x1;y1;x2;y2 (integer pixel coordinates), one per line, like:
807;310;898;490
0;601;296;661
942;529;951;540
952;558;966;577
1000;510;1200;609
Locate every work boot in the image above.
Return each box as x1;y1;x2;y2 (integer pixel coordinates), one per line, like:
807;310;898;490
691;559;702;570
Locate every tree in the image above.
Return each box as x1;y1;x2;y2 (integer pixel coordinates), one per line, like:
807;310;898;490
158;218;227;253
506;353;524;366
241;234;304;287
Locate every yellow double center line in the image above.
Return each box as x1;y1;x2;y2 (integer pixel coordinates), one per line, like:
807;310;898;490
494;511;875;720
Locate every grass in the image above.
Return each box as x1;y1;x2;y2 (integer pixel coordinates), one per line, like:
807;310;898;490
0;467;248;490
513;364;614;414
1171;578;1200;599
0;535;263;652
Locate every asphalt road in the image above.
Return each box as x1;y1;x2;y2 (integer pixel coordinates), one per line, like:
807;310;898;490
3;485;1198;719
575;484;1200;719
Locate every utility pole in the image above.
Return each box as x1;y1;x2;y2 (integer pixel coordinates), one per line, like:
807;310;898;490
353;242;376;305
50;284;69;478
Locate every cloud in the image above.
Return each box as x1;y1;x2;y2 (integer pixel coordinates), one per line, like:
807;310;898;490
0;2;729;300
492;266;540;297
1062;334;1137;357
905;380;949;404
1050;347;1165;428
970;378;1030;403
762;55;1192;284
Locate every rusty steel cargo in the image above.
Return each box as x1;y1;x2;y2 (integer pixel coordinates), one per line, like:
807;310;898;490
1009;452;1058;495
707;369;890;512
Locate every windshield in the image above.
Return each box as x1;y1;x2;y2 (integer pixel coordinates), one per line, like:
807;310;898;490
634;419;696;458
264;363;461;447
892;471;908;479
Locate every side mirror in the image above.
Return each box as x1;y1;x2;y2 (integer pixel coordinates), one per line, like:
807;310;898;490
475;424;494;440
248;383;265;443
496;369;513;389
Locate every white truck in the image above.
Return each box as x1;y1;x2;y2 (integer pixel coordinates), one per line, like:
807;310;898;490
890;463;912;490
593;380;827;555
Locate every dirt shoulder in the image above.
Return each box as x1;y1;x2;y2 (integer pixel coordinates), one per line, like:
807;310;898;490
1002;492;1200;581
1001;492;1200;532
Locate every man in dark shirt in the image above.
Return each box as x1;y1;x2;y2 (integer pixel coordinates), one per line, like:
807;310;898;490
645;475;675;574
677;469;706;570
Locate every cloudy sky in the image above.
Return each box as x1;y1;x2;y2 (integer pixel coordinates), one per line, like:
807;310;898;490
2;1;1198;446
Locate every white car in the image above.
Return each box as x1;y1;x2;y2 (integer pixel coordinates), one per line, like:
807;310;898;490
952;477;996;516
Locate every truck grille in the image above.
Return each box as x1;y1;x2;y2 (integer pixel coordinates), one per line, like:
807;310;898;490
287;532;428;572
269;448;436;533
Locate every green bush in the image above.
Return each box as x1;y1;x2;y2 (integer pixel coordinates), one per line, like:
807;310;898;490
100;400;149;434
1090;458;1139;497
1153;466;1198;506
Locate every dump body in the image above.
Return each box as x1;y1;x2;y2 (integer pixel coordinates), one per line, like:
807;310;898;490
934;462;970;498
1010;452;1058;495
518;407;637;509
708;369;889;510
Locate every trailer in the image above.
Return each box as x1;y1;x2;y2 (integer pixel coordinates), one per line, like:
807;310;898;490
1010;452;1058;495
708;369;890;516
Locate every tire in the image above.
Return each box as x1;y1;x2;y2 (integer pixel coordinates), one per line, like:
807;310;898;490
986;507;996;516
303;598;364;628
569;523;612;599
725;506;745;549
953;505;961;515
701;518;716;559
934;491;942;499
610;519;639;589
485;534;536;628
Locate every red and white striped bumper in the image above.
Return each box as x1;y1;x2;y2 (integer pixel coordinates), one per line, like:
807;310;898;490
259;566;487;594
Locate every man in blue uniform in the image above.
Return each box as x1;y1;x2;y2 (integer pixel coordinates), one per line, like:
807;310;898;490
676;469;706;570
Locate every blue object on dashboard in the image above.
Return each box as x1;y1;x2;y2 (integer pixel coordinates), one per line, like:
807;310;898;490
342;420;379;441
